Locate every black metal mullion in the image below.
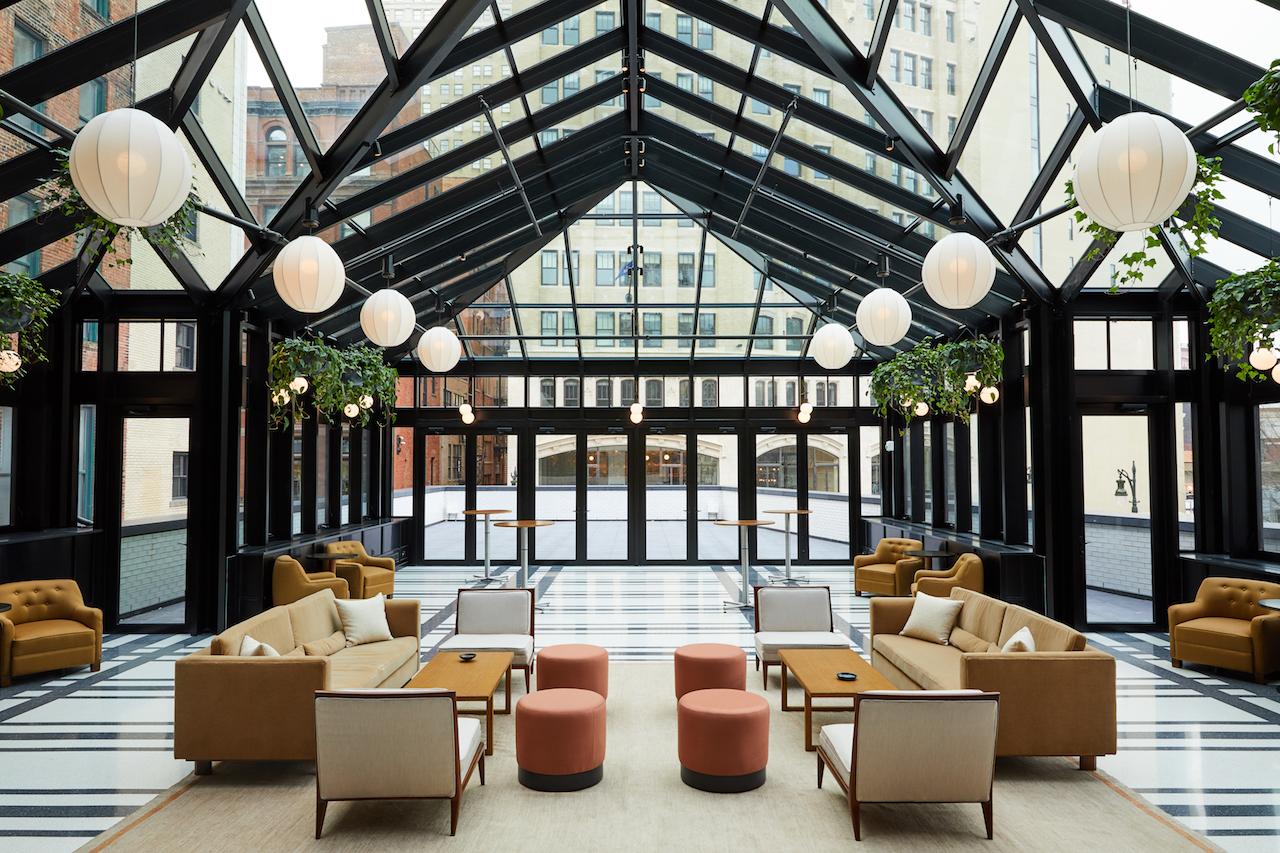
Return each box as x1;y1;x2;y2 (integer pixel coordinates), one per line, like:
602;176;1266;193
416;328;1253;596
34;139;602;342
863;0;899;87
243;3;324;173
943;2;1022;177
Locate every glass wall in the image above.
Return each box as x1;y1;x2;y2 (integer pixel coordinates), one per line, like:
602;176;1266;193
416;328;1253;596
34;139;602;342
119;417;189;626
316;422;328;528
586;435;628;559
1261;403;1280;554
0;406;12;527
536;434;577;561
424;433;465;560
756;435;798;561
391;426;413;517
859;426;881;518
970;414;981;531
476;434;517;560
698;433;738;560
809;434;849;558
1175;403;1195;551
646;436;687;560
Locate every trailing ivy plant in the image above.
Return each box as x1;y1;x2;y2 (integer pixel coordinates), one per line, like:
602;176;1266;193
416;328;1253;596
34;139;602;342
1244;58;1280;154
1063;154;1223;292
870;337;1004;429
0;270;60;388
267;337;397;429
41;148;201;267
1206;259;1280;382
944;337;1003;389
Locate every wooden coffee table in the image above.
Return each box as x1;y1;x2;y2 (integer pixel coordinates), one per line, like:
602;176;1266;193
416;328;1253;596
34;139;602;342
778;648;896;751
406;651;514;755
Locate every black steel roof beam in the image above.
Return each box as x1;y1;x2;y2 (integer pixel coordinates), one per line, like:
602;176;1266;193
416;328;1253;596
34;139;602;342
943;2;1022;177
1031;0;1266;102
365;0;402;89
1015;1;1101;129
215;0;493;305
732;98;797;239
625;0;641;133
432;0;607;80
169;0;252;121
1011;106;1086;228
243;3;324;175
1060;238;1114;302
0;89;76;143
182;113;257;224
864;0;900;88
480;97;541;235
768;0;1057;303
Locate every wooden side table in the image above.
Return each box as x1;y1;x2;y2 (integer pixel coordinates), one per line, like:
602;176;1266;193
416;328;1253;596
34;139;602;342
714;519;775;610
779;648;895;751
463;509;511;581
764;509;811;584
407;651;514;755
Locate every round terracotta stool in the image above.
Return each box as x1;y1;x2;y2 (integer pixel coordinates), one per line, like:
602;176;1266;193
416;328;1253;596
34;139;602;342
674;643;746;698
677;688;769;793
537;644;609;698
516;688;606;791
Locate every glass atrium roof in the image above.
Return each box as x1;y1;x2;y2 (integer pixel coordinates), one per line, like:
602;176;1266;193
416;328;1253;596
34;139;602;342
0;0;1276;365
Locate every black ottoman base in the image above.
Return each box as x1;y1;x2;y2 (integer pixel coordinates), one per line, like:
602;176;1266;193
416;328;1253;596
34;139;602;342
518;764;604;792
680;765;766;793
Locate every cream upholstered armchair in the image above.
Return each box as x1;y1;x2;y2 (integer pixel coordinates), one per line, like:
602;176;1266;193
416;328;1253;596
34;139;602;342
0;579;102;687
912;553;984;597
854;538;924;597
753;585;850;689
326;540;395;599
817;690;1000;841
1169;577;1280;683
439;588;535;692
272;555;348;606
314;689;484;838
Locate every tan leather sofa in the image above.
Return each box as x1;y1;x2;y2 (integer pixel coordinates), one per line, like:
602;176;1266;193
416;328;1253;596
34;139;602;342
870;589;1116;769
0;579;102;687
854;537;923;597
1169;577;1280;683
174;588;421;773
912;552;984;597
272;554;349;606
326;540;395;599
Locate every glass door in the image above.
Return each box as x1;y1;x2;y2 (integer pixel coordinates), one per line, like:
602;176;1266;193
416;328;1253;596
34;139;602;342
755;434;799;562
586;434;629;560
118;416;190;628
1081;414;1154;624
644;434;687;561
475;432;518;561
535;433;577;561
423;432;465;560
697;433;738;561
807;433;851;560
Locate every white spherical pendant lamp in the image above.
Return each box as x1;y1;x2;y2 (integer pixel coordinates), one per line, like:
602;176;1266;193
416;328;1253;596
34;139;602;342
272;236;345;314
0;350;21;373
809;322;856;370
1072;112;1196;232
1248;346;1277;372
68;108;192;227
343;403;360;418
856;288;912;347
980;386;1000;405
360;289;415;347
922;232;996;309
417;325;462;372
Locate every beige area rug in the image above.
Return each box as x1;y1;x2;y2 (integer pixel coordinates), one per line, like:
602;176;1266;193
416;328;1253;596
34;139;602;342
85;662;1214;853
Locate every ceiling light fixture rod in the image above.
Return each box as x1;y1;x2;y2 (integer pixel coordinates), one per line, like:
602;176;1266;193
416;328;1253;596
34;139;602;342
193;202;287;246
1183;98;1246;139
731;97;798;239
986;201;1076;244
0;88;76;141
479;96;542;236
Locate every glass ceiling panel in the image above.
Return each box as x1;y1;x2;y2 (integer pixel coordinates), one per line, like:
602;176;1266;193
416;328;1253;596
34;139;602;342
1114;0;1280;69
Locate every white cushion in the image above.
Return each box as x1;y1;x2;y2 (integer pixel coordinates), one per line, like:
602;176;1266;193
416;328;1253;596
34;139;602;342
1001;625;1036;653
335;594;394;647
440;633;535;666
239;635;280;657
899;593;964;645
819;723;854;784
457;590;532;635
457;716;483;761
754;630;849;663
756;586;833;632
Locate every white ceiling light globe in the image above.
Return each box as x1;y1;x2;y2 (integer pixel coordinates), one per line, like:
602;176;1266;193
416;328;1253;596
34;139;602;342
798;410;811;424
417;325;462;372
799;402;814;415
358;394;373;409
343;403;360;418
922;232;996;309
272;235;345;314
458;403;473;416
68;108;192;227
630;402;644;414
914;401;930;417
964;372;981;393
1072;112;1197;232
629;409;643;424
980;386;1000;404
1248;347;1277;372
1273;364;1280;385
856;288;912;347
809;322;856;370
272;389;290;405
360;289;415;347
461;410;476;425
0;350;21;373
289;376;309;394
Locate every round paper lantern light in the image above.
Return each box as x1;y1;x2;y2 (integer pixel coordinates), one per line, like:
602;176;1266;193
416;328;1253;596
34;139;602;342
417;325;462;372
922;232;996;309
272;236;345;314
809;322;856;370
0;350;21;373
914;401;930;417
360;289;415;347
358;394;374;410
288;376;309;394
798;409;811;424
856;288;912;347
964;372;981;393
980;386;1000;404
68;108;192;227
1273;364;1280;385
1072;112;1196;232
343;403;360;418
1248;346;1278;372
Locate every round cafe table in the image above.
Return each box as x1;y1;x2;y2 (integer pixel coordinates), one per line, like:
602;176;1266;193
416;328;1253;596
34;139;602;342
463;509;511;581
714;520;775;610
494;520;554;609
905;549;952;573
764;509;812;585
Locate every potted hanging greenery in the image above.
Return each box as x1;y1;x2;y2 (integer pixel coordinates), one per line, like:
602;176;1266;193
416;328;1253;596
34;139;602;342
1244;58;1280;154
1207;259;1280;381
1063;154;1223;292
0;270;60;388
870;337;1004;428
268;337;398;429
41;148;201;266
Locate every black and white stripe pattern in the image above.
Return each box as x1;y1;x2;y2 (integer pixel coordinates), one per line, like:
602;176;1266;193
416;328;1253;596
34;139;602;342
0;564;1276;850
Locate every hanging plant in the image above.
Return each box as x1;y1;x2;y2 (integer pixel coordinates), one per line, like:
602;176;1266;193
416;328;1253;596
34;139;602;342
944;337;1003;389
268;337;397;429
1207;259;1280;381
870;337;1004;429
0;270;59;388
1244;58;1280;154
341;343;398;427
40;148;201;267
1063;154;1223;292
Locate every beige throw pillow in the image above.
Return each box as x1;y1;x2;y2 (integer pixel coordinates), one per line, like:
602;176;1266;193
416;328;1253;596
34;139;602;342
303;630;347;657
948;627;990;654
335;593;393;647
1001;625;1036;653
239;635;280;657
900;593;965;645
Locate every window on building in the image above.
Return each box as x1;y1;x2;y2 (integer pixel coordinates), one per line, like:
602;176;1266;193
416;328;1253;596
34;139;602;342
540;311;558;346
645;11;661;29
620;379;636;406
945;10;955;41
699;313;716;348
596;379;613;407
889;50;901;82
679;380;691;407
265;126;289;176
946;62;957;95
697;20;713;49
813;145;832;179
643;313;662;347
920;4;932;35
564;378;580;407
903;53;917;86
563;15;579;44
173;322;196;371
595;251;615;286
643;251;662;286
541;81;558;105
786;316;803;351
920;57;933;90
541;250;558;286
645;379;663;407
596;312;615;347
751;98;771;115
702;254;716;287
813;87;831;108
172;451;190;501
6;194;41;275
619;313;633;340
676;14;692;44
701;379;719;406
595;11;615;33
698;76;714;100
783;157;801;177
678;313;694;348
643;191;660;226
540;378;556;407
678;252;695;287
79;78;107;124
755;315;774;350
542;25;558;44
562;311;576;343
